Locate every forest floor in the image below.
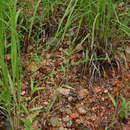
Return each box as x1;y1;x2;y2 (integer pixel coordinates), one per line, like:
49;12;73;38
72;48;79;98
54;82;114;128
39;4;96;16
0;0;130;130
19;42;130;130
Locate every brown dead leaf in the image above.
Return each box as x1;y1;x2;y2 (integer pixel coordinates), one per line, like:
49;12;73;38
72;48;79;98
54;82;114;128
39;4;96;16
104;71;109;80
113;87;118;94
57;88;70;96
31;120;39;130
55;51;61;55
70;58;75;64
5;54;11;61
77;45;83;52
119;2;124;8
21;84;27;91
113;79;118;86
94;88;101;93
78;89;88;99
111;70;116;77
77;106;86;114
69;113;79;119
92;107;96;113
27;61;38;72
44;125;49;129
80;81;86;85
63;41;69;45
21;91;26;96
75;119;82;124
128;62;130;68
101;97;105;101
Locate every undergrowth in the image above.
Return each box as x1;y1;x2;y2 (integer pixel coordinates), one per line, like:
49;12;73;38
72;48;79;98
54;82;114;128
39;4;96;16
0;0;129;129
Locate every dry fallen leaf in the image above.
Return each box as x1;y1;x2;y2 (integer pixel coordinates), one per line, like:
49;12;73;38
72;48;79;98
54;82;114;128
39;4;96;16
77;106;86;114
5;54;11;61
69;113;79;119
112;79;118;86
27;61;38;72
31;120;39;130
21;91;26;96
78;89;88;99
101;97;105;101
113;87;118;94
92;107;96;113
94;88;101;94
104;71;109;80
57;88;70;96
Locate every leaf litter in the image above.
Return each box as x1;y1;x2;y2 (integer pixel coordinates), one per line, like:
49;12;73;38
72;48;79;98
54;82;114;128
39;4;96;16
19;43;130;129
0;1;130;130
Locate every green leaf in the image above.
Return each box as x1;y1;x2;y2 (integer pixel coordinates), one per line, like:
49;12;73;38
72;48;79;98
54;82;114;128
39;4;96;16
30;111;40;122
108;93;117;108
22;104;29;115
0;78;4;86
20;118;31;130
62;84;75;90
30;96;39;104
119;95;130;119
46;95;57;116
30;106;42;112
31;87;44;95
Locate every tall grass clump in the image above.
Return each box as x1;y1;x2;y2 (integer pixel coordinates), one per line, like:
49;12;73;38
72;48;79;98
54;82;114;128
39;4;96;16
37;0;129;77
0;0;22;129
77;0;129;76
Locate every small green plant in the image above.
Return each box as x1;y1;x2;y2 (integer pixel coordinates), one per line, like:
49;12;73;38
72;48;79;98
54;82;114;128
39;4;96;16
119;96;130;120
21;103;42;130
21;77;44;130
30;76;44;97
108;93;130;121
